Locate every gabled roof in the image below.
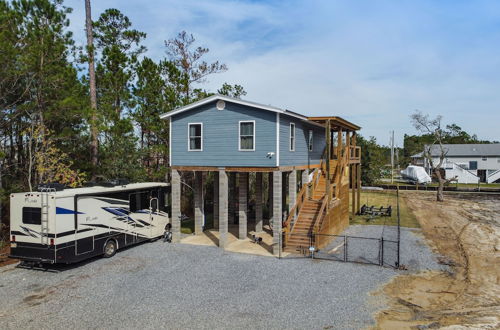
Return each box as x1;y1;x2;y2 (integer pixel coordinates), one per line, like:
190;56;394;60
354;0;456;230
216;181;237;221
411;144;500;158
159;94;309;120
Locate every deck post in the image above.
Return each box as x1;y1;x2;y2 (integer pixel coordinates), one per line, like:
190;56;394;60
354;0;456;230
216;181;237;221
302;169;309;198
288;170;297;212
171;169;181;243
228;172;235;224
218;170;228;248
238;172;248;239
326;120;331;203
351;132;359;215
268;172;273;223
357;163;362;214
351;164;356;217
194;171;204;235
272;170;283;255
255;172;263;232
213;171;219;229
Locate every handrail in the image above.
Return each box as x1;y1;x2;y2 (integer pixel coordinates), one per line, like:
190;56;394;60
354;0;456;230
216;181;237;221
283;182;308;245
312;196;327;234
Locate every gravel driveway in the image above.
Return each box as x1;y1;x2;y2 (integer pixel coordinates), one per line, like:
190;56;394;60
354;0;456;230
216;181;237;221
0;227;442;330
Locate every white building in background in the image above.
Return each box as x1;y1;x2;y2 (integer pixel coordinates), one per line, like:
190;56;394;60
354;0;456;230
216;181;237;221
411;144;500;184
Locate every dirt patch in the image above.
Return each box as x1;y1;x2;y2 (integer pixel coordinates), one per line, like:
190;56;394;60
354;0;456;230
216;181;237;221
0;245;17;268
375;192;500;329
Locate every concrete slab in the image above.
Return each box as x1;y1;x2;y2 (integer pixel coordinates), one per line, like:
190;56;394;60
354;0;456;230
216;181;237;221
180;224;287;257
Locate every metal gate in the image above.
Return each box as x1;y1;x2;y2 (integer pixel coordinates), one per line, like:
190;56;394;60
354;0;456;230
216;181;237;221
312;234;399;268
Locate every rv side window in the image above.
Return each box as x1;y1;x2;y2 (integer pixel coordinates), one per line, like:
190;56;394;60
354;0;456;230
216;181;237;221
22;207;41;225
129;192;149;212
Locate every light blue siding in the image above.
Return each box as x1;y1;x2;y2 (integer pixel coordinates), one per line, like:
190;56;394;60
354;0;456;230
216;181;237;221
279;114;325;166
171;101;277;167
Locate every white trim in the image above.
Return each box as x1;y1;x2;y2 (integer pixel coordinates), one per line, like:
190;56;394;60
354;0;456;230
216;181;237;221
289;123;296;152
159;94;308;121
308;129;313;152
169;119;172;165
238;120;255;151
276;113;280;166
187;122;203;152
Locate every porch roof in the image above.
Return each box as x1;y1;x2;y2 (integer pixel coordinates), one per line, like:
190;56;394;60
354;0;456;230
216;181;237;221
307;116;361;131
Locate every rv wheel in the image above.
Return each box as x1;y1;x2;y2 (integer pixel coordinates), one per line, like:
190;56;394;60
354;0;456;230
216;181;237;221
103;240;117;258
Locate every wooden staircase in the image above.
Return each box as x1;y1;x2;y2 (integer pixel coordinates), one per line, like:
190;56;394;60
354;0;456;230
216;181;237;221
284;174;327;252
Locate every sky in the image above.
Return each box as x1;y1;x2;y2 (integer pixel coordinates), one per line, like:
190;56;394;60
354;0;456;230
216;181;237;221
65;0;500;146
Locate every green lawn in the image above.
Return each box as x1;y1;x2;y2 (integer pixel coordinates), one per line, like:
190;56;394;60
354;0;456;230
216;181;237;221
350;191;419;228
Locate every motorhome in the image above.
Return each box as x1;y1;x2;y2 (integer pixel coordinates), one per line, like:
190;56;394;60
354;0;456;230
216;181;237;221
9;182;170;265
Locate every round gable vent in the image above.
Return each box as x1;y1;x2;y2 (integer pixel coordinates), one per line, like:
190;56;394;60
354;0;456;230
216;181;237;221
216;100;226;110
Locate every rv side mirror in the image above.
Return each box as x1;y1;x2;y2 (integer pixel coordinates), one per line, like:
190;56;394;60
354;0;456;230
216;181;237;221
150;198;158;213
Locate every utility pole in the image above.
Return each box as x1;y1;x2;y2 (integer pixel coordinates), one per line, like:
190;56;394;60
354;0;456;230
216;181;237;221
390;130;395;184
85;0;98;177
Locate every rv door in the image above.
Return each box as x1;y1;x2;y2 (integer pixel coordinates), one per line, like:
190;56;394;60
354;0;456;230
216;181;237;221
75;196;95;255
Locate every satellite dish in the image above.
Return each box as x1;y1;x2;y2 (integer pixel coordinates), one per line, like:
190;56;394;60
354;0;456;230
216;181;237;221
216;100;225;110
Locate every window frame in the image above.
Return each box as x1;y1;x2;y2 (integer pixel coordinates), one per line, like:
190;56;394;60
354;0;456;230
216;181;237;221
308;129;313;152
289;123;296;152
469;161;478;170
238;120;256;151
187;122;203;152
22;207;41;225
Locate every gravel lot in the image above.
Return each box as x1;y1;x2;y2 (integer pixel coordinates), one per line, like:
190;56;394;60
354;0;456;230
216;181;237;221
0;227;442;330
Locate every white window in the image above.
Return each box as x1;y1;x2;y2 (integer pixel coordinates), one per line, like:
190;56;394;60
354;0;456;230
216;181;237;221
289;123;295;151
239;121;255;151
308;130;313;152
188;123;202;151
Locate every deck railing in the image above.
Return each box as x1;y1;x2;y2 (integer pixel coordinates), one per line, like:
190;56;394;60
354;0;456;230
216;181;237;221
349;146;361;163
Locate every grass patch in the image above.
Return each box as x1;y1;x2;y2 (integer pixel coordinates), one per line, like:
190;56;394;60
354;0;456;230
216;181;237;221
350;191;419;228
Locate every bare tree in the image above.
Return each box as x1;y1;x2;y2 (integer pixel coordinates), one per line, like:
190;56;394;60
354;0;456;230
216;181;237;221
411;111;457;202
165;31;227;101
85;0;98;176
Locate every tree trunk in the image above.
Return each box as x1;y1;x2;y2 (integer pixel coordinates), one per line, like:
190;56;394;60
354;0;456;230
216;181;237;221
435;169;445;202
0;161;3;228
85;0;99;176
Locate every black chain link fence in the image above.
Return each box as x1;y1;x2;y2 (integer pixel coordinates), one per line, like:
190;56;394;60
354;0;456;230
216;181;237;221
281;189;402;268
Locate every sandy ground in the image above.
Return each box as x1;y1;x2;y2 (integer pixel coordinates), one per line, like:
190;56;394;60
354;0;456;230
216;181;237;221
375;192;500;329
180;224;283;257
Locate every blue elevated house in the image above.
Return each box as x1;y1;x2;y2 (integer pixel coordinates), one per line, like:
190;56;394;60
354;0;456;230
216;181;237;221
161;95;361;255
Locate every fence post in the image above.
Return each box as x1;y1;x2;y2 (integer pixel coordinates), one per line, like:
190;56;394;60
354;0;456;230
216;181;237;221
396;185;401;268
380;237;384;266
344;236;348;262
279;229;282;259
310;233;314;259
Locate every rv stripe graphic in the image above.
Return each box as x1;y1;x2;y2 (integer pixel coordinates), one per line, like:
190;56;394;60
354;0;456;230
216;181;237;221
56;207;84;215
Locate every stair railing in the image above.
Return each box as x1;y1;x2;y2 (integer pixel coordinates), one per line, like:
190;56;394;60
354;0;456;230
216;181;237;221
312;196;328;236
283;182;308;246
